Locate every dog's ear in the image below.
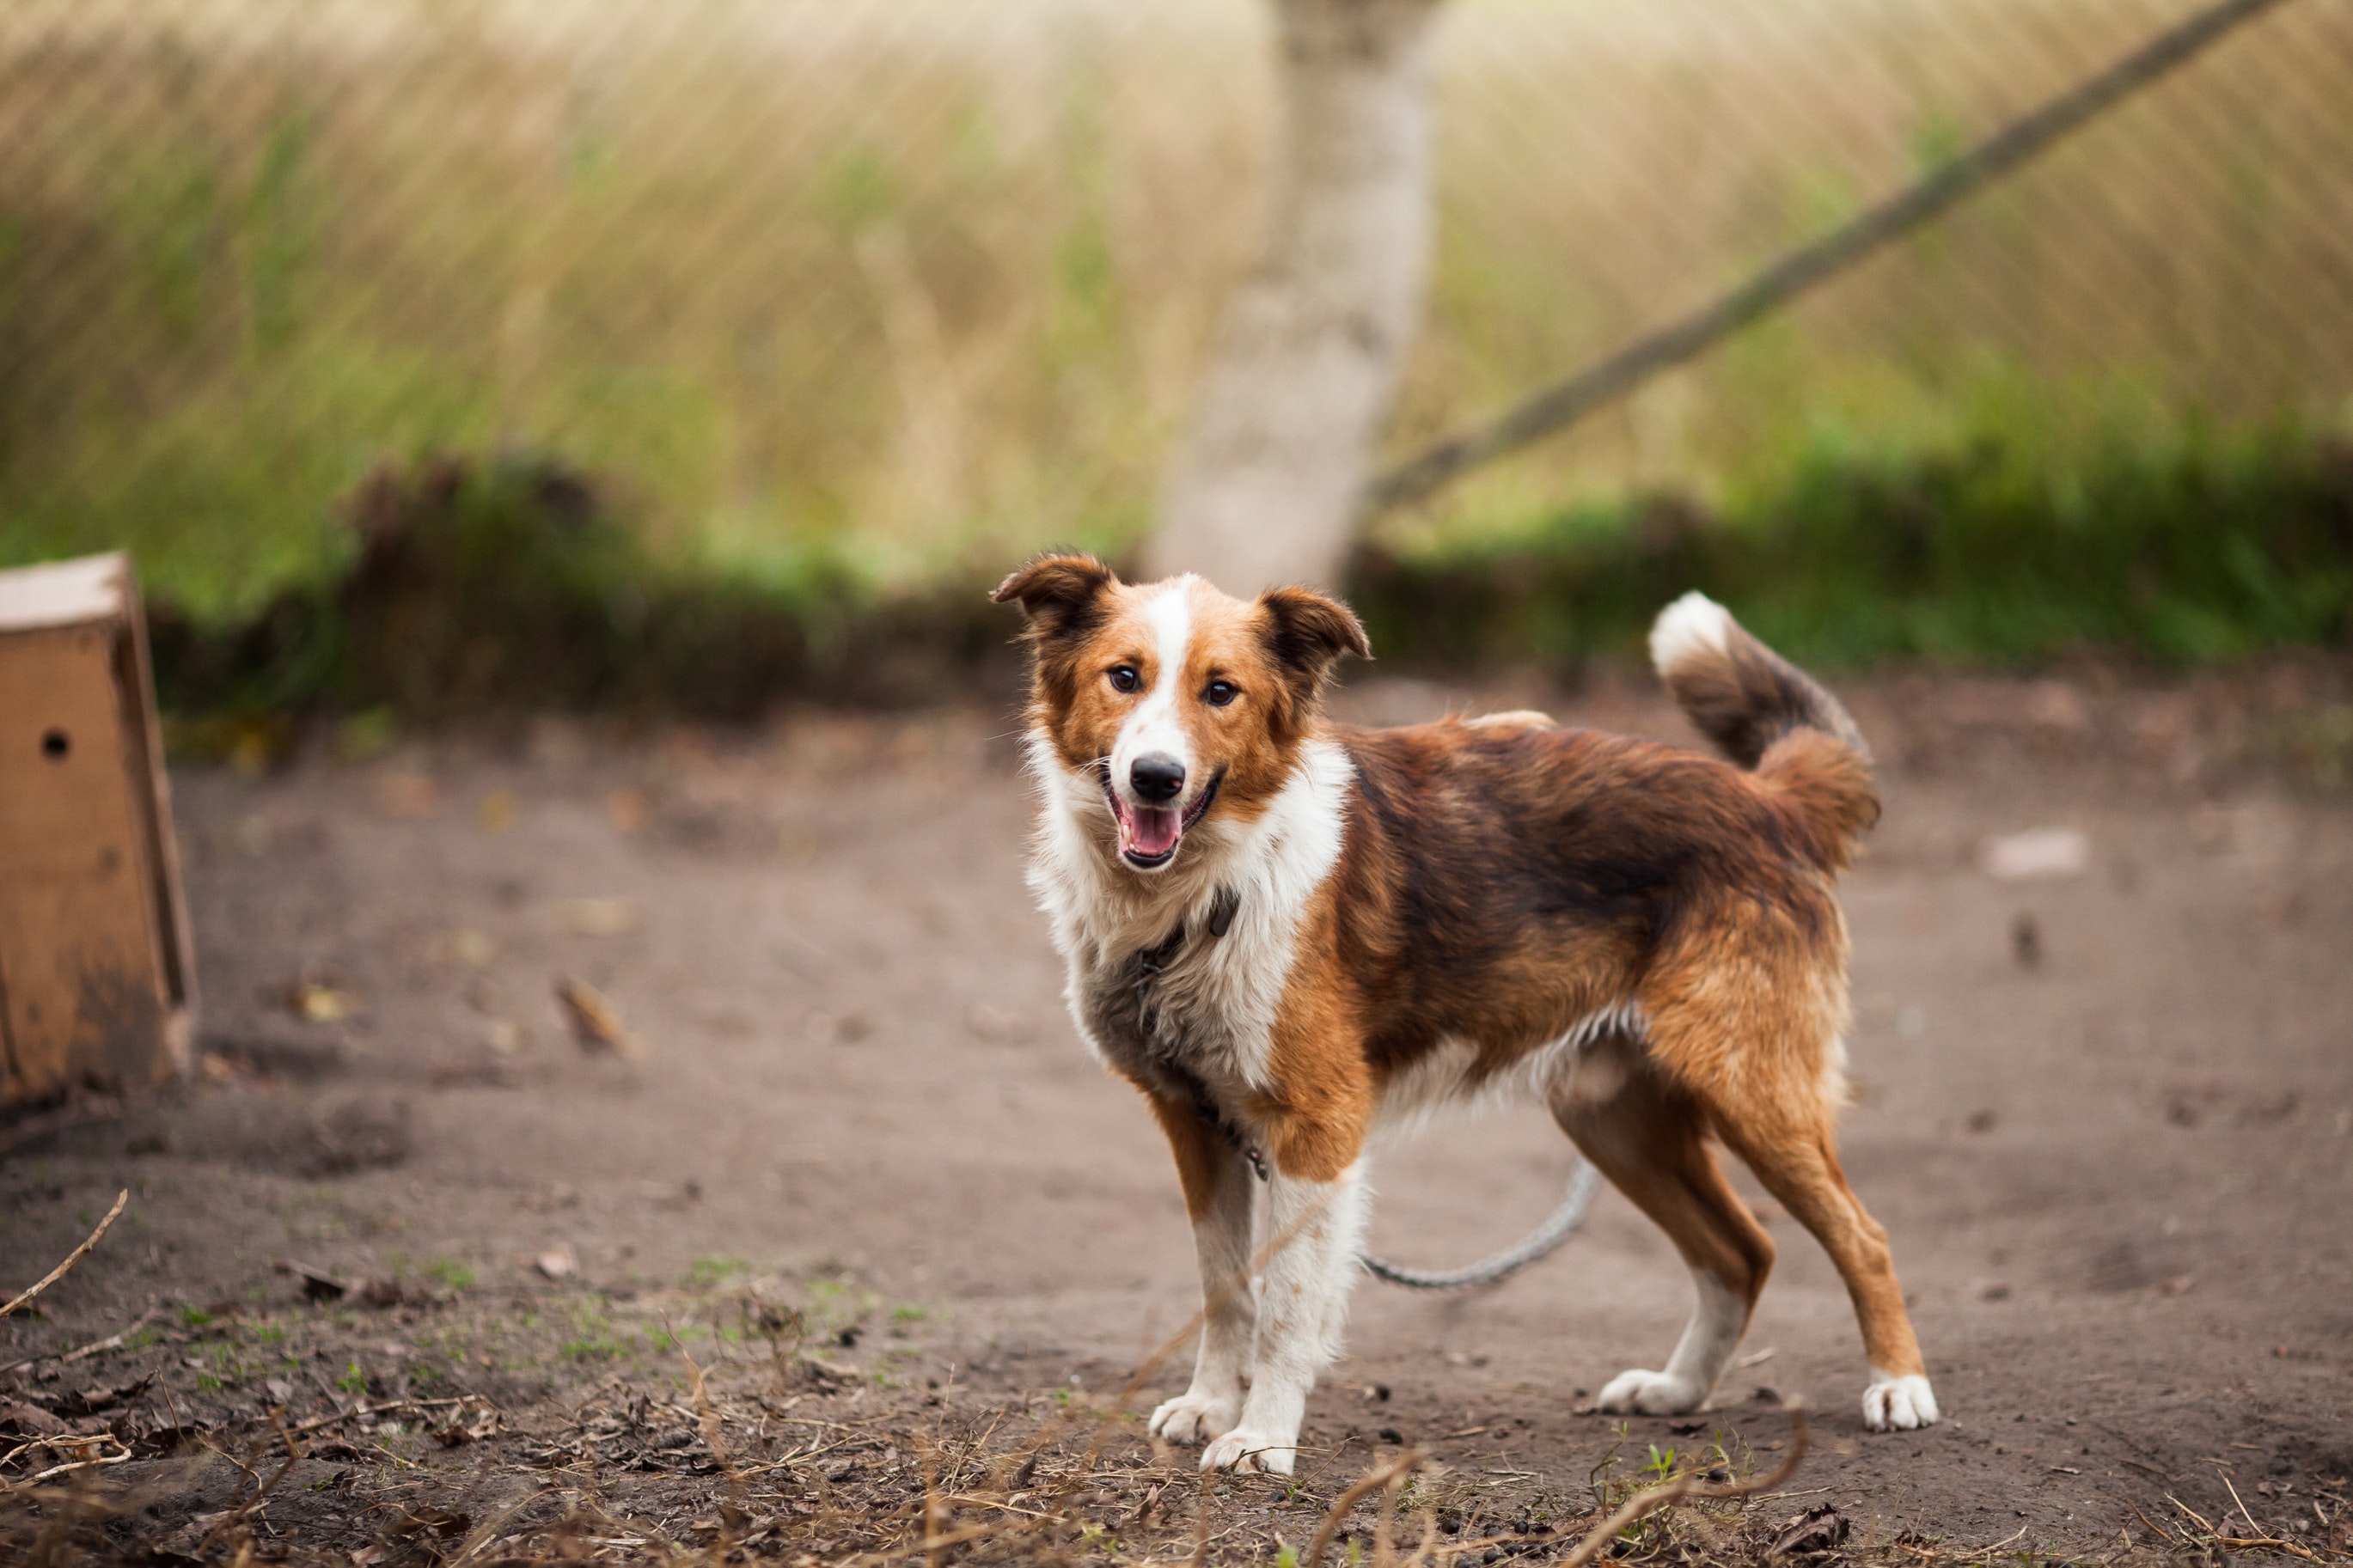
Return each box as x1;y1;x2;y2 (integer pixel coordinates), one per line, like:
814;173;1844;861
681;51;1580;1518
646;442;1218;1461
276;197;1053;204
993;552;1116;644
1258;585;1372;691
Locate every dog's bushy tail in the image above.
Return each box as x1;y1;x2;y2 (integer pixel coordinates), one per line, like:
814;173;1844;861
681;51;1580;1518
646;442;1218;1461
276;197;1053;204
1649;592;1879;871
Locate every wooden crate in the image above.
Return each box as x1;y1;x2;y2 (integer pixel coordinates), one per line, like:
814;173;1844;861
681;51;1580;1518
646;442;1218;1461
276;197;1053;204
0;552;196;1107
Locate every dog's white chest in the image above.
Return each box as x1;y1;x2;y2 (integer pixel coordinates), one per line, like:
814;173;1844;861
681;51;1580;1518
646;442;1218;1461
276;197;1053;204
1024;735;1353;1103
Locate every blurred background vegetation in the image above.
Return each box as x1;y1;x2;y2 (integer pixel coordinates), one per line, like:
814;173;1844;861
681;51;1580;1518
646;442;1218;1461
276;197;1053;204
3;0;2350;715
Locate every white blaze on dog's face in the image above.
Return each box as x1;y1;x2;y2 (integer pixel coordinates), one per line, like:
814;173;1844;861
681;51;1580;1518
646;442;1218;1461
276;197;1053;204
993;556;1368;873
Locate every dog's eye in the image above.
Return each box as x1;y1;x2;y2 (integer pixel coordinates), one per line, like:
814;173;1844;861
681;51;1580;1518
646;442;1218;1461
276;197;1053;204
1108;665;1140;694
1203;680;1239;708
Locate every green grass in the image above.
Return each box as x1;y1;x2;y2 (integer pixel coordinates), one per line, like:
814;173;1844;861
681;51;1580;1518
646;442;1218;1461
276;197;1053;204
1356;381;2353;673
424;1259;475;1292
686;1256;750;1289
106;380;2351;734
559;1303;639;1364
3;0;2349;663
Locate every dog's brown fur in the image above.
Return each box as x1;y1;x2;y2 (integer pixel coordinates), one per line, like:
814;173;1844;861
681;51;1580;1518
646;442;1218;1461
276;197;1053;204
996;554;1933;1452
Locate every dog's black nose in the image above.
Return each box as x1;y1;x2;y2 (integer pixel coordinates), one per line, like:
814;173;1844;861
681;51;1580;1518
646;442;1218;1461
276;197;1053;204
1130;753;1186;804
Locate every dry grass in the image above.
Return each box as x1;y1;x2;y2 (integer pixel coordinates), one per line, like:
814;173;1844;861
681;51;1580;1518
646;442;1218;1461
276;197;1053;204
6;1303;2344;1566
5;1230;2349;1565
3;0;2350;619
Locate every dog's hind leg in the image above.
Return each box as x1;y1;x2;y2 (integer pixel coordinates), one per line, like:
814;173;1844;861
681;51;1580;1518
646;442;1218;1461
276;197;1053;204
1141;1093;1258;1448
1551;1035;1775;1416
1708;1101;1939;1431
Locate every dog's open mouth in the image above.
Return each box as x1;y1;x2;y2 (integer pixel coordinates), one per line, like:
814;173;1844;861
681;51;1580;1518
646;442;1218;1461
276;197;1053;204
1103;767;1222;869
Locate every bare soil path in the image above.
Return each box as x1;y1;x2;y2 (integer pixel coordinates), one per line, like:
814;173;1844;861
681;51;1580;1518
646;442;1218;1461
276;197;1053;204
4;668;2351;1561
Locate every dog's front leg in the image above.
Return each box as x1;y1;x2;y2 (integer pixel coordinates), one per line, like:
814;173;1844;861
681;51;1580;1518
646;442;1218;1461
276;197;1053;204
1142;1095;1257;1446
1198;1158;1369;1475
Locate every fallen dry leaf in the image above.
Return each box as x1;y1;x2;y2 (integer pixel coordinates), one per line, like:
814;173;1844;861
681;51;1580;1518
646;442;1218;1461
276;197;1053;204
556;977;642;1058
0;1401;68;1437
284;981;356;1022
554;897;639;937
431;1400;503;1447
283;1260;349;1302
1770;1504;1850;1556
1981;827;2089;881
199;1051;262;1084
52;1375;153;1415
432;929;494;967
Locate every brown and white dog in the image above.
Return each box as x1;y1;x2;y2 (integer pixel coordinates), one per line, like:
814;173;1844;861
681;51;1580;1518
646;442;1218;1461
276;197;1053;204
993;554;1937;1474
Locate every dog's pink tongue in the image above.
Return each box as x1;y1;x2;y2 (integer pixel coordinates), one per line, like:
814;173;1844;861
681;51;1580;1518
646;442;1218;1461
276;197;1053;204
1128;805;1181;857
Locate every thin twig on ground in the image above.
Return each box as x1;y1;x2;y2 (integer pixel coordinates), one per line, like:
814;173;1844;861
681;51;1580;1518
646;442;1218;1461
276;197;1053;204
1306;1449;1425;1568
58;1304;163;1365
1558;1403;1812;1568
2;1189;129;1319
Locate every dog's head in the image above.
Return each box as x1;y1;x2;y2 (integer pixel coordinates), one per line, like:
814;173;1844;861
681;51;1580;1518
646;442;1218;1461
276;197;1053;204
993;553;1368;872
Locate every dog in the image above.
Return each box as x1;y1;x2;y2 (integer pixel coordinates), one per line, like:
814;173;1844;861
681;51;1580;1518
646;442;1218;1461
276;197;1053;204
993;553;1937;1474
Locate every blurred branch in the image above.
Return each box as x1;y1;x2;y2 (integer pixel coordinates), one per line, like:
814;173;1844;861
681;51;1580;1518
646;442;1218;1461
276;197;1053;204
1;1189;127;1319
1365;0;2300;515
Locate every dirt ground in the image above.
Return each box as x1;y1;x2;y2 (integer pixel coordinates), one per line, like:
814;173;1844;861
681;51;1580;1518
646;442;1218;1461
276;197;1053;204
5;662;2353;1564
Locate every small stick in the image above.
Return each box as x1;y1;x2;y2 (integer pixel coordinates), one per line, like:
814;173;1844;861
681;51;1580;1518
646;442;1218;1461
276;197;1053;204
198;1406;303;1552
1372;1457;1403;1568
921;1437;947;1568
58;1304;163;1364
2;1189;128;1318
1307;1450;1424;1568
2167;1493;2219;1535
2219;1470;2271;1539
1558;1404;1812;1568
446;1488;564;1568
1976;1522;2032;1556
2125;1501;2184;1547
25;1447;133;1485
285;1395;470;1438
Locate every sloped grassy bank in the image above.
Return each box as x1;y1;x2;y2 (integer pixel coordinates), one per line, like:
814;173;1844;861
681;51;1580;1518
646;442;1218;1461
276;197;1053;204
1353;419;2353;673
137;423;2353;727
142;457;1017;723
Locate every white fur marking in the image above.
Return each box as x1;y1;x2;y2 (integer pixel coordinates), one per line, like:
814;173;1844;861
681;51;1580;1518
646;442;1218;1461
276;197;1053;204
1597;1270;1748;1416
1110;580;1198;808
1025;730;1352;1093
1464;709;1557;731
1150;1143;1256;1447
1648;590;1733;677
1196;1160;1369;1474
1376;1002;1647;1143
1027;721;1357;1475
1862;1370;1941;1431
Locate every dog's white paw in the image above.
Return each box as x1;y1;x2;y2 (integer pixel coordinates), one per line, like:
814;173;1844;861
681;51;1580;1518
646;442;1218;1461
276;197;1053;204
1150;1390;1243;1445
1596;1369;1707;1416
1861;1372;1940;1431
1198;1426;1297;1474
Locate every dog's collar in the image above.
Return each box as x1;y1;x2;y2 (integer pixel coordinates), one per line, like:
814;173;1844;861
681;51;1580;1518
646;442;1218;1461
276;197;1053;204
1134;887;1239;975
